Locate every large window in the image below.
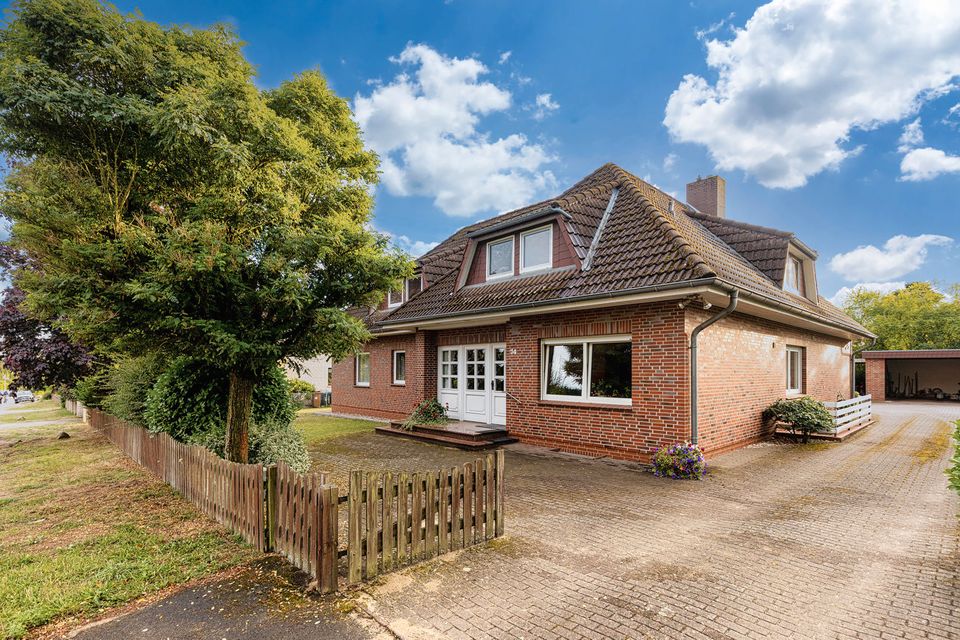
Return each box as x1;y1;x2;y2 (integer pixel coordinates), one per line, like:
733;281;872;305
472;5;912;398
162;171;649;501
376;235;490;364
486;237;514;280
542;337;632;405
520;226;552;273
786;346;803;394
784;256;804;296
355;352;370;387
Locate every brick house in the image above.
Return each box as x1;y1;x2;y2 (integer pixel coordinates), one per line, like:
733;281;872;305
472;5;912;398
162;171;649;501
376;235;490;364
332;164;873;460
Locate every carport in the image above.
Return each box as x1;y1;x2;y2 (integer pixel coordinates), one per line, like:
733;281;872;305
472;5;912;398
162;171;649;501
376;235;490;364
863;349;960;402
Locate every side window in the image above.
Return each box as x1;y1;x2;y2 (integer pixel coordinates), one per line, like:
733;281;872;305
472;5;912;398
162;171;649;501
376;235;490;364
786;346;804;394
355;353;371;387
784;256;803;295
393;350;406;385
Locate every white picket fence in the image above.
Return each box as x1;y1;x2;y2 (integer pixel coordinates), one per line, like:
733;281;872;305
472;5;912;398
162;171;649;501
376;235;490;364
822;395;872;434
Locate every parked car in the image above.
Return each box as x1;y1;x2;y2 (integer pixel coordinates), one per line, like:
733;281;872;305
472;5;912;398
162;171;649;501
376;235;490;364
14;391;35;404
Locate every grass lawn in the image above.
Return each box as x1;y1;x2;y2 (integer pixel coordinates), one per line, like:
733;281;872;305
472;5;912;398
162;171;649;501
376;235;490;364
0;416;257;638
0;399;72;424
294;409;379;446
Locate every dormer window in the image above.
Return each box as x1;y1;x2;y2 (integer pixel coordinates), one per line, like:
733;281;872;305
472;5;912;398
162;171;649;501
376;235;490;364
520;225;552;273
387;284;404;308
487;237;514;280
784;255;804;296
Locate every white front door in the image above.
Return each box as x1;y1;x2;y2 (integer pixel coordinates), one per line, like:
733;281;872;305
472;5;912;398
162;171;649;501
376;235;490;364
462;346;488;422
438;343;506;425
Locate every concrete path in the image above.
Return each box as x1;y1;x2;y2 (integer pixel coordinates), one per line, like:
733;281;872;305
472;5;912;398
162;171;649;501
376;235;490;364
67;557;391;640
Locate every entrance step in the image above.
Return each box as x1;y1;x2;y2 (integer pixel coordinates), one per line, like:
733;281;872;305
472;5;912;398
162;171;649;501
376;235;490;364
377;421;518;450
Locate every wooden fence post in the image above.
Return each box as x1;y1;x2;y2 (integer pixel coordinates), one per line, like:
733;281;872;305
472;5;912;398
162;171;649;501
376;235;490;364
318;484;338;593
495;449;504;537
365;471;379;580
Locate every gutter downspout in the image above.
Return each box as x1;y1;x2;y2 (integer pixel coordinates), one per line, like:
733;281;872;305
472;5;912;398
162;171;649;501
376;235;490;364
689;289;739;446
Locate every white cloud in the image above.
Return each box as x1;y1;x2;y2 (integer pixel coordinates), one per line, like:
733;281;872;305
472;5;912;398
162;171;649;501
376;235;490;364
897;118;924;152
696;12;735;40
829;234;953;282
900;147;960;181
829;281;906;306
391;233;439;257
354;44;556;217
529;93;559;120
498;51;512;65
663;153;677;171
664;0;960;189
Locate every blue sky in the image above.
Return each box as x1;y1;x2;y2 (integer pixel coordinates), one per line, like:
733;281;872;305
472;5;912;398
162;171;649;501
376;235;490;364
8;0;960;302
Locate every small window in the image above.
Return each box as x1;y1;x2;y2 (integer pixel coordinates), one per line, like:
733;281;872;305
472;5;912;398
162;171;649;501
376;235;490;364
393;351;406;385
387;284;404;308
786;346;803;394
486;237;514;280
327;367;333;386
542;337;631;405
784;256;803;295
355;353;370;387
520;226;552;273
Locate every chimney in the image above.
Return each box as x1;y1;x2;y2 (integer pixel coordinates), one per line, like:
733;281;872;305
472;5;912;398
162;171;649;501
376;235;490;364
686;175;726;218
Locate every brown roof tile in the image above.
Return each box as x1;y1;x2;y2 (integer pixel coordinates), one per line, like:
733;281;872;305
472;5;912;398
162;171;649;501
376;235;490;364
376;163;870;337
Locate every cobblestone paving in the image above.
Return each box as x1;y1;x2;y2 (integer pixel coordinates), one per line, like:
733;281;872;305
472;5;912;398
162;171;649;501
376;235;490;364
308;403;960;640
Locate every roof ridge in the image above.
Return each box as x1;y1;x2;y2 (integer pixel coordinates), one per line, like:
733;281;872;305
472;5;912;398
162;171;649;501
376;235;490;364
685;210;794;238
617;176;715;279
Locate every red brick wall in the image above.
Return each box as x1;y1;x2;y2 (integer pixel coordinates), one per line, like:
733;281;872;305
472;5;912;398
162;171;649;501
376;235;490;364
331;331;433;420
865;358;886;401
689;309;852;454
505;302;690;462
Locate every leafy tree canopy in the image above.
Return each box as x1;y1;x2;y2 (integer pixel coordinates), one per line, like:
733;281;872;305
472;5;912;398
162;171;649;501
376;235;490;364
842;282;960;352
0;0;411;459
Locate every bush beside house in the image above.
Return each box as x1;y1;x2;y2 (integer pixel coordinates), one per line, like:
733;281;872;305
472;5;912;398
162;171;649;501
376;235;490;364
949;420;960;496
763;397;834;443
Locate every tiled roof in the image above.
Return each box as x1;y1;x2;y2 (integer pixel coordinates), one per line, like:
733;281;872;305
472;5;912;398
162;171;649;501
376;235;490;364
375;164;871;337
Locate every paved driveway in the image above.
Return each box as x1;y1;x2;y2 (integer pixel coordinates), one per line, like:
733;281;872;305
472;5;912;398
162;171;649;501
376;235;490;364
309;402;960;640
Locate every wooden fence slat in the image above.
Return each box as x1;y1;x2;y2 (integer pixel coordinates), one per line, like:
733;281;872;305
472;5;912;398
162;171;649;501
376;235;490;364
425;471;437;559
439;469;449;554
451;466;462;551
473;458;484;545
485;453;495;540
495;450;504;537
348;470;362;584
463;462;473;548
411;472;422;561
365;472;379;580
382;471;394;572
397;471;409;566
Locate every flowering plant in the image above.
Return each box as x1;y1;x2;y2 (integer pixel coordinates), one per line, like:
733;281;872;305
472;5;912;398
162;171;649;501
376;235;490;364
652;442;705;480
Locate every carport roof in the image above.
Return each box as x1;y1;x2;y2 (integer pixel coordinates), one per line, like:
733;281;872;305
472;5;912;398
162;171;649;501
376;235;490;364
862;349;960;359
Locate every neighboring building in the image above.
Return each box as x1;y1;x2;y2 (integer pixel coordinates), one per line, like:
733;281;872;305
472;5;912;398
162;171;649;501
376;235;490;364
863;349;960;402
287;355;333;393
332;164;873;460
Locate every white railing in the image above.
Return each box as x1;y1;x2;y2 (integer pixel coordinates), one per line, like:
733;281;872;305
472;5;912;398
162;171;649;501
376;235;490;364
823;395;872;433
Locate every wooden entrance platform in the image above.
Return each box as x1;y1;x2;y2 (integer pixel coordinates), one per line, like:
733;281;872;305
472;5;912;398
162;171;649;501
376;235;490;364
376;420;518;450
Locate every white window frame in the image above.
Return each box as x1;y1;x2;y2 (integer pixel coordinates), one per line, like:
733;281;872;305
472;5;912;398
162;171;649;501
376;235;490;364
519;225;553;274
786;346;803;395
541;335;632;406
392;350;406;385
486;236;515;280
355;352;370;387
387;286;404;308
785;255;803;295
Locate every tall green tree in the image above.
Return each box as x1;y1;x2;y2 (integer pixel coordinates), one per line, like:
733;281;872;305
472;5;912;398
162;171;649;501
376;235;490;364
0;0;410;461
843;282;960;352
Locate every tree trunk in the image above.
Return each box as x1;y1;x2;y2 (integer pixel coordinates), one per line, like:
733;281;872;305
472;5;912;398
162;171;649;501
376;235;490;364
224;370;254;463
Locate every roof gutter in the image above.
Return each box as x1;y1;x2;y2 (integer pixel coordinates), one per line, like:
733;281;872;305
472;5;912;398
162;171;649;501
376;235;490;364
689;288;739;446
725;283;874;340
377;277;721;328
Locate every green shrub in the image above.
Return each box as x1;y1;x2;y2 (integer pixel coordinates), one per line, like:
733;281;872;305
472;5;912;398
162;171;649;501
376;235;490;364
652;442;705;480
72;369;110;409
288;378;315;394
143;359;303;468
763;396;834;443
949;420;960;496
102;354;168;424
401;398;448;430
